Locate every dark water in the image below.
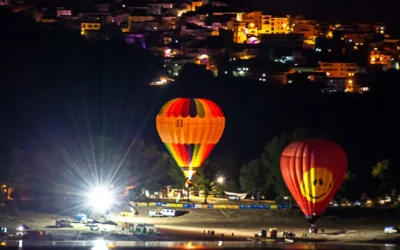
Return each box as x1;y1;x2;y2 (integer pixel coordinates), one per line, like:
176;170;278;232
0;241;399;250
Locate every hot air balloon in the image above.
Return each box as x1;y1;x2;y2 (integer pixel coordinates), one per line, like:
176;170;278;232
280;138;347;225
156;98;225;180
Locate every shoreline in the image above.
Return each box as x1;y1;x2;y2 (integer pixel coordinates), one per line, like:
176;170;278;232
2;211;400;245
155;225;400;244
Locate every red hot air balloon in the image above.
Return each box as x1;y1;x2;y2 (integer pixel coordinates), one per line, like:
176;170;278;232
280;138;347;224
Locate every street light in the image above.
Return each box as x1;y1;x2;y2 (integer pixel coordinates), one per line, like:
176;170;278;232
217;177;224;184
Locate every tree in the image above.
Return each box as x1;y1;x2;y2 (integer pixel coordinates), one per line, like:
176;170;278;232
193;161;221;204
224;180;239;192
336;171;355;200
0;146;27;212
372;159;397;201
239;159;267;201
128;139;168;190
0;146;25;189
165;153;186;190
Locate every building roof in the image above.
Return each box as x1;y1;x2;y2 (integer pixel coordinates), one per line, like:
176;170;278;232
129;9;148;16
183;22;207;30
204;14;233;24
186;36;226;49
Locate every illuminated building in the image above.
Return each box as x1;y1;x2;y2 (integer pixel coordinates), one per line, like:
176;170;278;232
190;0;203;11
195;54;218;75
369;48;392;67
127;11;156;31
125;34;146;48
344;79;359;93
164;48;182;58
81;22;101;36
234;12;290;43
56;8;72;17
147;3;173;15
261;15;290;34
292;20;318;48
344;33;366;45
374;23;385;35
315;61;362;93
164;57;195;76
315;61;357;78
40;18;57;23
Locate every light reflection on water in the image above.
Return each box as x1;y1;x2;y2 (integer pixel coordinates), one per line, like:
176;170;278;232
1;241;400;249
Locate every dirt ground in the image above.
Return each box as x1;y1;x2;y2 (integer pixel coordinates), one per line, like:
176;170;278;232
112;207;400;243
1;207;400;243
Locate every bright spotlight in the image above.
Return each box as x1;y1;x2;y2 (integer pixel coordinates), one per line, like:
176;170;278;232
87;187;114;212
91;239;109;250
217;177;224;184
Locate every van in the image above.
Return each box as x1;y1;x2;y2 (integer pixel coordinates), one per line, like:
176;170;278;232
159;209;176;217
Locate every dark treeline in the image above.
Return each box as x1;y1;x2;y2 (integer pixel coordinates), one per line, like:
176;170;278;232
1;7;400;201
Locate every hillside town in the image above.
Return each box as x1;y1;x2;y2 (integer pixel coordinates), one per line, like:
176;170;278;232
3;0;398;93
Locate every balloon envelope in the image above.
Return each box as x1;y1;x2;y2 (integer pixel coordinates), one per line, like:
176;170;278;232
156;98;225;179
280;138;347;224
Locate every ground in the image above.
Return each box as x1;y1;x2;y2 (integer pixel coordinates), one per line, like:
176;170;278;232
1;206;400;244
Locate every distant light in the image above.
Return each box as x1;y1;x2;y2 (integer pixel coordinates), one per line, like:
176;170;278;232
217;177;224;184
122;4;125;7
198;54;208;60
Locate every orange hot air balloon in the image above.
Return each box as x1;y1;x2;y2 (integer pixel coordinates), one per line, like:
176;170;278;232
280;138;347;224
156;98;225;180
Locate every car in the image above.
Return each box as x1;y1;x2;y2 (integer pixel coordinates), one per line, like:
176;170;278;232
251;194;266;200
159;209;176;217
56;219;72;227
384;226;399;234
228;195;240;201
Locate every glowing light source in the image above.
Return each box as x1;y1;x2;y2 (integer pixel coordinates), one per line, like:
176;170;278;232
217;177;224;184
247;36;259;44
164;49;171;57
198;54;208;60
87;187;114;212
91;239;109;250
186;241;194;249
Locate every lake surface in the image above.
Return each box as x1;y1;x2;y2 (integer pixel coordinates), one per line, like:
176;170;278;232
1;240;399;250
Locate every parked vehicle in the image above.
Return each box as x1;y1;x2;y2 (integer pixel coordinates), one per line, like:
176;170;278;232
56;219;72;227
149;209;176;217
251;194;266;200
228;195;240;201
160;209;176;217
384;226;399;234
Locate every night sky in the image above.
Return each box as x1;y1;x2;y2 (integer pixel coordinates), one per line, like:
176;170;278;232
1;1;400;200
